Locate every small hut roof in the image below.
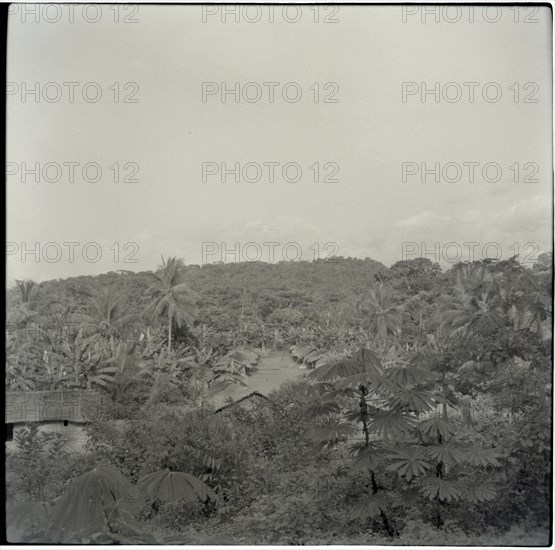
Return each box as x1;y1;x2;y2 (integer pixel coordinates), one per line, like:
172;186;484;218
217;346;260;369
296;345;317;360
304;350;326;364
214;391;270;413
315;355;333;368
5;390;104;424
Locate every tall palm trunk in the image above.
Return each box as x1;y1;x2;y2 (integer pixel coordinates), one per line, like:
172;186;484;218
442;381;448;420
167;309;172;353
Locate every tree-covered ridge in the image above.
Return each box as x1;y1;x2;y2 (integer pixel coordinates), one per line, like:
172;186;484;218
5;253;553;544
6;256;389;388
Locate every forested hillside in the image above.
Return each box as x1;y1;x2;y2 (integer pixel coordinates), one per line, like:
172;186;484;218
5;253;553;544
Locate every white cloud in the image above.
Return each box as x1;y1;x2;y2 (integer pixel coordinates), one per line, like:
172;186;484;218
393;211;450;229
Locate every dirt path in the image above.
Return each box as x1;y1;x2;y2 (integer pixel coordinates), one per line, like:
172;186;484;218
208;350;304;409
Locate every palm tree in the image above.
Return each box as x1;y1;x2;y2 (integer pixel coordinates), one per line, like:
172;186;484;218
7;280;45;334
70;286;138;345
54;286;141;388
363;284;402;346
145;256;198;353
15;279;36;304
439;263;504;339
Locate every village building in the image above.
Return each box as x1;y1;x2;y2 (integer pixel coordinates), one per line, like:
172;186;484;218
214;391;271;414
290;343;331;369
5;390;104;453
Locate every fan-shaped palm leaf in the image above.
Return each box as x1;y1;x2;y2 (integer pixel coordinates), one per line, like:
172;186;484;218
138;469;215;504
367;410;418;439
464;447;501;467
386;390;440;413
383;365;435;387
419;475;463;502
418;417;456;440
309;348;382;384
310;420;358;448
352;348;383;371
425;443;467;465
308;358;364;381
386;447;432;481
49;467;142;542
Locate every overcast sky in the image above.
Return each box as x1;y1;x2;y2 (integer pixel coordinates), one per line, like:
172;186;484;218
7;5;552;283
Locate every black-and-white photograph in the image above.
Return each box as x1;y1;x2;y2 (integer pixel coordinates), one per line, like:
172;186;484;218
5;2;553;546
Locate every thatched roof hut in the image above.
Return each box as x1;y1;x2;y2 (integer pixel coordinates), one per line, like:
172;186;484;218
303;350;327;367
5;390;105;424
315;355;333;369
217;346;260;374
214;391;270;413
290;344;317;361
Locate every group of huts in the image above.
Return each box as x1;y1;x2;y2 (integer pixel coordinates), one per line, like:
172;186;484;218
5;346;263;452
290;343;331;369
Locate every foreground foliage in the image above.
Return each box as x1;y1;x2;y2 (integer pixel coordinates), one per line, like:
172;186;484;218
5;254;552;543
